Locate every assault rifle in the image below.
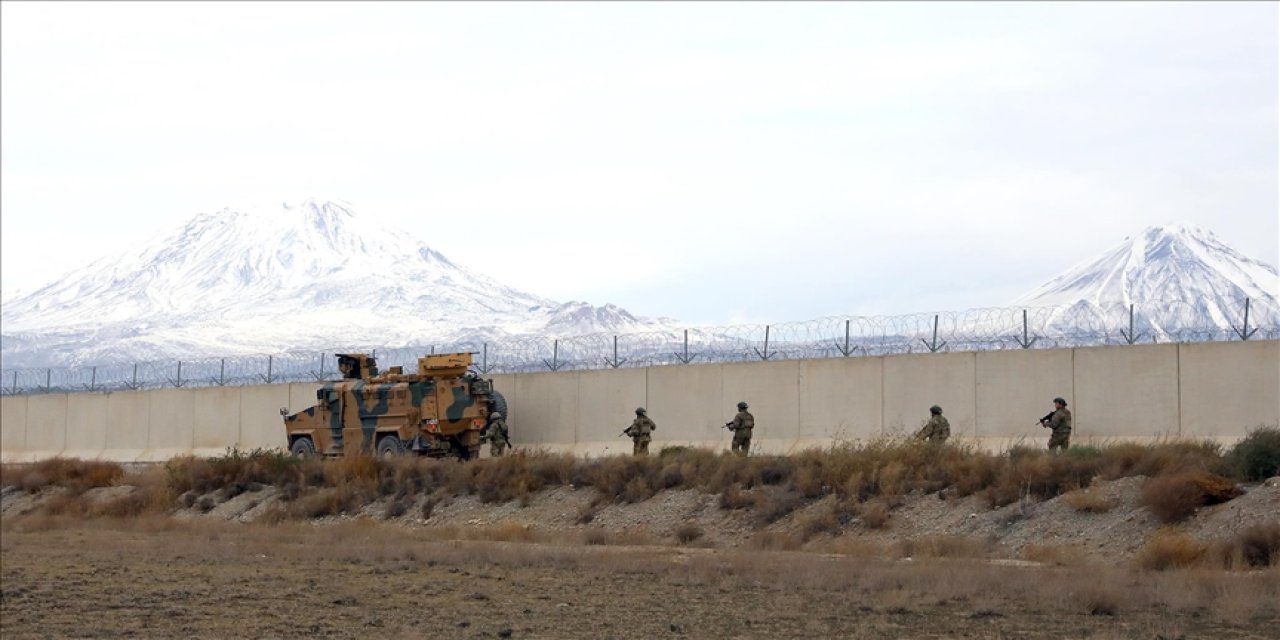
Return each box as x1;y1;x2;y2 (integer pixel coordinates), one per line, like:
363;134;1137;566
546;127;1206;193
1037;411;1055;428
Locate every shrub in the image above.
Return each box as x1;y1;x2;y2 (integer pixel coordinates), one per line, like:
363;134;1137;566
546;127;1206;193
2;458;124;495
1223;426;1280;482
1137;530;1208;570
751;487;805;525
797;502;842;540
674;522;704;544
1141;471;1242;523
858;499;890;529
1235;522;1280;568
748;531;801;551
1064;487;1116;513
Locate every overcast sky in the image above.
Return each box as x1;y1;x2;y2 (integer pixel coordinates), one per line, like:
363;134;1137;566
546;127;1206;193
2;2;1276;325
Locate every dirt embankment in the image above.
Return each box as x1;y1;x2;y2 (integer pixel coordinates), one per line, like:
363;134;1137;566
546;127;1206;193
4;470;1278;564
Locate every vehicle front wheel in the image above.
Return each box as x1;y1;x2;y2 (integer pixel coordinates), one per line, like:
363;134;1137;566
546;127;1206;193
377;435;405;458
289;437;317;458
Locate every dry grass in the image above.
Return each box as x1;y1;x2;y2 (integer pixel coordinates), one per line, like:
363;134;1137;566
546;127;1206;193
858;498;891;529
1137;530;1209;571
0;438;1266;532
674;522;704;544
1064;486;1117;513
1140;470;1243;523
0;458;124;495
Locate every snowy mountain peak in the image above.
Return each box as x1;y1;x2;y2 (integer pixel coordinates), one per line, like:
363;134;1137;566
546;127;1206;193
0;200;674;367
1012;222;1278;331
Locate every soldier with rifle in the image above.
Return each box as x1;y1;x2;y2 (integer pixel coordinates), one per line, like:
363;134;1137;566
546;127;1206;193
914;405;950;443
484;411;511;457
725;401;754;457
1039;397;1072;452
622;407;656;456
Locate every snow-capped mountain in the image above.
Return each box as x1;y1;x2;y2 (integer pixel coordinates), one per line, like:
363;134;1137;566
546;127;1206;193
0;200;675;368
1010;223;1278;337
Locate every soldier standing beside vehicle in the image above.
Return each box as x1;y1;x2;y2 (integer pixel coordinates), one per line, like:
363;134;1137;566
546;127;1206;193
485;411;510;457
1040;397;1072;452
915;405;950;443
726;401;754;457
623;407;656;456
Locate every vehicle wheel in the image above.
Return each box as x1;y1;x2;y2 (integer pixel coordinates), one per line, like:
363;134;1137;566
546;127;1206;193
458;446;479;461
489;390;508;419
377;435;405;458
289;437;316;458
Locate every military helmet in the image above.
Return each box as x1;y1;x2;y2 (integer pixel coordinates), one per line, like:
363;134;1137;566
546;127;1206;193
930;405;942;415
636;407;646;415
490;411;501;419
737;401;748;410
1053;397;1067;406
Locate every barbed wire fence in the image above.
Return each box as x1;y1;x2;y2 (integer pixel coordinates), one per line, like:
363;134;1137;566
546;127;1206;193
2;299;1276;396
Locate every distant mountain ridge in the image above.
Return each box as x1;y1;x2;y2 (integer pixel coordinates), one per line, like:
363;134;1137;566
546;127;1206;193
1010;223;1278;338
2;209;1275;371
0;199;675;367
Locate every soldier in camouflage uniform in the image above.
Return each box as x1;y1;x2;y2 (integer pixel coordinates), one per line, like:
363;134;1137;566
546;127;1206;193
624;407;656;456
1040;397;1072;452
485;411;510;457
726;401;754;457
914;405;950;443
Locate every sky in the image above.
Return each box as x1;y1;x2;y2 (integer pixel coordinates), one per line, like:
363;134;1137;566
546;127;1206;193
2;1;1276;325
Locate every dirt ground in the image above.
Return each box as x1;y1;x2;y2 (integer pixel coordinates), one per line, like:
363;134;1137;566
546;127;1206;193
3;518;1279;640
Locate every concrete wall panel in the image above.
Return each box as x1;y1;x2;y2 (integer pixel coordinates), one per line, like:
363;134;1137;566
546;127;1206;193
798;357;883;445
723;360;801;454
288;383;322;416
575;368;647;446
0;396;27;462
976;349;1075;439
239;385;291;451
1073;344;1179;438
193;386;242;457
510;372;578;445
143;388;195;462
102;391;149;462
63;393;109;459
23;394;68;462
646;363;725;447
883;352;977;438
1179;341;1280;439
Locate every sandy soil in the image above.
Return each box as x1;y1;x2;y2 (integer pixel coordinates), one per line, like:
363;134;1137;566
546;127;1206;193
3;520;1279;640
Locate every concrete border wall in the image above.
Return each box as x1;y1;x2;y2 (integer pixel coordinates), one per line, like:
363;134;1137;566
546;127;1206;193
1;341;1276;462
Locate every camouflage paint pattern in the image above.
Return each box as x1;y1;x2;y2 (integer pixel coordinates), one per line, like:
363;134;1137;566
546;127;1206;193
282;352;499;460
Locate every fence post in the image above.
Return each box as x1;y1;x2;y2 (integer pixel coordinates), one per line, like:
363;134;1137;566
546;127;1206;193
132;364;138;390
835;319;856;356
753;326;774;360
89;366;97;392
45;368;51;392
1231;298;1257;341
219;359;226;386
605;335;626;368
1120;303;1143;345
266;356;274;384
1013;309;1038;349
921;315;947;352
176;361;183;388
11;371;16;394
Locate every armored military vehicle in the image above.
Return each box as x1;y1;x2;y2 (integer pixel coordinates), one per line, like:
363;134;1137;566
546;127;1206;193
281;352;505;460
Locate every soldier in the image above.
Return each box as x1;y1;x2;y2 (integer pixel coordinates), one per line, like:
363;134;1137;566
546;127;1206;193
623;407;656;456
485;411;510;457
1040;397;1072;452
725;401;754;457
914;405;950;443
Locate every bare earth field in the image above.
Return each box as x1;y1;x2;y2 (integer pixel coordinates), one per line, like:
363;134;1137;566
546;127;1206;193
3;518;1279;640
3;443;1280;639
